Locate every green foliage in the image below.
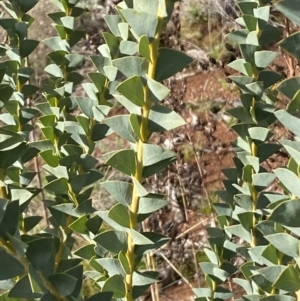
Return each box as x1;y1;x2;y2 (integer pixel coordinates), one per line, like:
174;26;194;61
197;1;300;301
0;0;192;300
4;0;300;300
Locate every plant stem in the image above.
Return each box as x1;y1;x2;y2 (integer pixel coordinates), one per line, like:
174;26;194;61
125;9;164;301
251;142;258;247
54;216;73;269
285;18;296;77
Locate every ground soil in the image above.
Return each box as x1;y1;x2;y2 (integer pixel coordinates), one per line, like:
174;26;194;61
173;68;240;193
149;69;239;301
148;62;291;301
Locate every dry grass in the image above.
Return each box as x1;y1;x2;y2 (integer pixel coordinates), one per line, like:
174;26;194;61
180;0;237;48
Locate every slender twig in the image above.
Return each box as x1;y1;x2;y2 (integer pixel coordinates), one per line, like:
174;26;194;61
150;253;160;301
175;161;189;222
228;276;234;301
31;130;49;225
184;127;212;210
142;220;159;301
191;239;201;287
25;37;49;226
158;252;194;290
284;18;296;77
153;217;209;255
176;217;209;239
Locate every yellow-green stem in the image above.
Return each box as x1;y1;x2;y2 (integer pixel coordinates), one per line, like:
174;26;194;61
251;142;258;247
68;183;79;207
125;10;164;301
210;280;217;299
17;58;25;131
55;215;73;269
0;168;7;198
